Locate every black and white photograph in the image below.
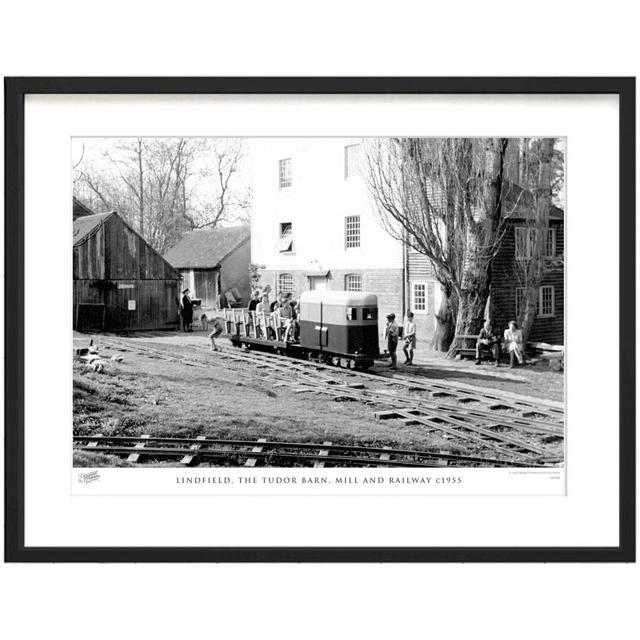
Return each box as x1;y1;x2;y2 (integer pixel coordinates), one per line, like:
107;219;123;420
2;2;638;635
4;72;634;571
71;135;565;471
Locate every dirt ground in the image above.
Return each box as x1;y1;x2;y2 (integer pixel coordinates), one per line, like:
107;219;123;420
73;330;564;466
408;349;564;403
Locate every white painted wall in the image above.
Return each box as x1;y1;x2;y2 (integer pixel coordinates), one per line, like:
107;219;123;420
249;138;403;272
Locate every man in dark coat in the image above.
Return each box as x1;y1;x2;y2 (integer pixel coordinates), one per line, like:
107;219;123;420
181;288;194;332
475;319;501;366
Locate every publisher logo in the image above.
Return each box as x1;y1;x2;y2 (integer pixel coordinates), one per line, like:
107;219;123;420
78;470;101;484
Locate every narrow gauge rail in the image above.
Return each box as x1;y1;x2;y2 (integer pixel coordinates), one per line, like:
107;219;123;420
219;303;564;422
98;337;563;465
103;335;563;424
73;435;546;468
220;344;564;424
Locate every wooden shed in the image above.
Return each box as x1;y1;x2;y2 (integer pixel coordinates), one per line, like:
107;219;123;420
164;225;251;309
73;211;181;332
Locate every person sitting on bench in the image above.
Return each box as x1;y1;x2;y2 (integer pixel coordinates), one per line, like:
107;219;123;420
503;320;525;368
476;320;501;366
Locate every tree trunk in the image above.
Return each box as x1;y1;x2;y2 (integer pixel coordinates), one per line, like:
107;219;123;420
431;287;456;352
446;285;490;357
520;289;538;345
446;138;507;358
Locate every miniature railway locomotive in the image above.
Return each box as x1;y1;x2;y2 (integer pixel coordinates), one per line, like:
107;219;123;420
222;290;381;369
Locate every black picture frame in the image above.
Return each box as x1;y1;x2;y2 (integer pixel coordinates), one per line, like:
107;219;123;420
4;77;635;563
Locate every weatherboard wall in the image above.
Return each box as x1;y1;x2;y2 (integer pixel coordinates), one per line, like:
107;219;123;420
73;213;181;331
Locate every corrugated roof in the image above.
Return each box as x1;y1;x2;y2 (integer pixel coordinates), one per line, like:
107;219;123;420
164;225;250;269
73;211;115;246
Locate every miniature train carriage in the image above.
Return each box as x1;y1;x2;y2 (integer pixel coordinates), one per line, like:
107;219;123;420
222;290;381;368
298;290;380;367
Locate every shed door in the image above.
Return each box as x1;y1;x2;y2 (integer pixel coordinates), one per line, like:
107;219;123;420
194;269;217;307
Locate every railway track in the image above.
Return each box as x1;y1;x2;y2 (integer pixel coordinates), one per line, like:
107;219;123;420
236;347;564;423
96;336;564;466
74;435;548;468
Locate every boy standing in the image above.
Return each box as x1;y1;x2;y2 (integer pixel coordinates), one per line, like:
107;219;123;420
384;313;399;370
403;312;417;365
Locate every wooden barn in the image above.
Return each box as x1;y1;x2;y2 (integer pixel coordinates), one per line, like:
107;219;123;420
164;225;251;309
73;211;181;332
490;206;565;345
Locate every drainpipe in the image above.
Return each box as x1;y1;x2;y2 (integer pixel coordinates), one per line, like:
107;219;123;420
402;230;408;318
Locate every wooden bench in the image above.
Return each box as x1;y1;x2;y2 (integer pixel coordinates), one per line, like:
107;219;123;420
454;334;479;359
454;333;502;361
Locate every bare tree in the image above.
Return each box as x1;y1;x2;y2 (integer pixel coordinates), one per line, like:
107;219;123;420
179;139;250;231
364;137;512;355
108;138;146;234
74;138;251;254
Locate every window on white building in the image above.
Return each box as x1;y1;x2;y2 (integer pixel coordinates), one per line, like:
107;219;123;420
344;144;360;178
538;285;555;317
279;158;292;188
345;215;361;248
278;222;294;253
411;282;427;313
345;273;362;291
278;273;295;295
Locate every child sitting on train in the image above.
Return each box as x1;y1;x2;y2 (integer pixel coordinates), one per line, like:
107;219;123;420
248;289;260;311
269;301;282;340
255;294;270;339
283;316;298;343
